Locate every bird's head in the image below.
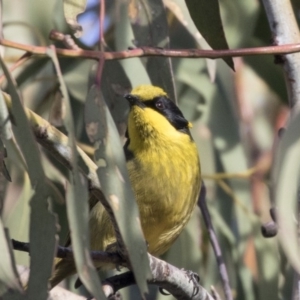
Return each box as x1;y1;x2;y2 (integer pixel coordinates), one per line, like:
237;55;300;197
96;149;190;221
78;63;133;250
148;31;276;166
124;85;192;146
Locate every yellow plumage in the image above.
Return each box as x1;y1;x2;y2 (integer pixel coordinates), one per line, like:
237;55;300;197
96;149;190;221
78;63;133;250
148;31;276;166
50;85;201;288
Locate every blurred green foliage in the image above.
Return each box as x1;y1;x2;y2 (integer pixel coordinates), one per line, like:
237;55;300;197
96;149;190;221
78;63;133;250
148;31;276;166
0;0;298;299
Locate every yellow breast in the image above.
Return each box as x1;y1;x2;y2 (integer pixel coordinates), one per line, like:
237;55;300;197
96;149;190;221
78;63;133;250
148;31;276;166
89;104;201;257
127;106;201;255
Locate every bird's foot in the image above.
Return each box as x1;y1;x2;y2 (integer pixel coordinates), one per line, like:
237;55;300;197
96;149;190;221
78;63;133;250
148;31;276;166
184;269;200;297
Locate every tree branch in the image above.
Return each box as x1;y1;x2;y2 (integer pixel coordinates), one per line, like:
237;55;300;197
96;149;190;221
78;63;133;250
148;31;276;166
262;1;300;299
12;239;214;300
198;183;233;300
262;0;300;111
102;255;215;300
1;37;300;61
11;239;125;266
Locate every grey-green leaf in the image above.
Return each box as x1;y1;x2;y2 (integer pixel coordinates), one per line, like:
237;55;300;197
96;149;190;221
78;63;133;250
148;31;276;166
0;221;22;296
185;0;234;70
47;47;105;299
273;112;300;273
86;86;151;296
100;60;131;138
0;55;57;300
128;0;177;102
63;0;87;37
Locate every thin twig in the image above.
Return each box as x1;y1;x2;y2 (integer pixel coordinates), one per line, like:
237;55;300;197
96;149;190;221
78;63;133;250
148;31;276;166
203;167;257;180
198;182;233;300
11;239;125;265
95;51;105;86
99;0;105;48
49;30;80;50
95;0;106;85
1;38;300;61
216;179;255;218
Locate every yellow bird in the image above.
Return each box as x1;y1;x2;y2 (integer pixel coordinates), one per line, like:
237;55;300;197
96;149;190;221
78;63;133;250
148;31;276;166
50;85;201;287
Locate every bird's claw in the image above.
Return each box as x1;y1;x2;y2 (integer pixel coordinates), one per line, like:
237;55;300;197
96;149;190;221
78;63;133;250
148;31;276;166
159;287;171;296
184;269;200;297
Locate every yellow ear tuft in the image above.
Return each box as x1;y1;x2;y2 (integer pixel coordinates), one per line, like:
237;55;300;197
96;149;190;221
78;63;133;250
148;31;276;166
131;85;167;101
187;122;193;128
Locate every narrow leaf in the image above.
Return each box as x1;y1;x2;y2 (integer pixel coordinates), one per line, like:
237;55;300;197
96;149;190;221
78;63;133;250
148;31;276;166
273;112;300;273
0;220;22;296
0;56;57;300
63;0;87;37
86;86;151;296
0;91;13;182
185;0;234;70
100;60;132;136
164;0;217;81
3;173;32;267
0;91;12;141
128;0;177;102
47;47;105;299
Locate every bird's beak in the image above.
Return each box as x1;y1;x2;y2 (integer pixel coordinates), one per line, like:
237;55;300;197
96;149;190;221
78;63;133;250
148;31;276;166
124;94;145;109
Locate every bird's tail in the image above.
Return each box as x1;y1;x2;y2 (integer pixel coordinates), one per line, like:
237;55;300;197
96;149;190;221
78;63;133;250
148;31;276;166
49;258;77;289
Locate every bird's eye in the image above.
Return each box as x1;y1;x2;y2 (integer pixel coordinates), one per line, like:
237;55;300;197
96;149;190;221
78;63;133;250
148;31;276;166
155;100;164;110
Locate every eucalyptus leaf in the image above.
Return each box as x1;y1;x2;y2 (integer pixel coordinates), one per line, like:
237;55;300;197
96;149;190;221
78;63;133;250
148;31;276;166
273;112;300;273
0;219;22;296
219;0;259;48
3;174;32;267
0;91;12;141
15;58;50;89
100;60;131;137
114;2;150;87
0;140;11;182
86;85;151;297
0;56;57;300
185;0;234;70
244;38;287;103
128;0;176;102
164;0;217;81
62;59;94;103
63;0;87;37
208;61;253;299
0;58;56;299
253;223;279;299
47;48;105;299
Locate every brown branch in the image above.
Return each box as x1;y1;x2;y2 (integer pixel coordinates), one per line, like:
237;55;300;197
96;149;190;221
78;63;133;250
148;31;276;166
95;0;106;85
103;255;215;300
1;38;300;61
12;239;214;300
99;0;106;48
198;182;233;300
49;30;80;50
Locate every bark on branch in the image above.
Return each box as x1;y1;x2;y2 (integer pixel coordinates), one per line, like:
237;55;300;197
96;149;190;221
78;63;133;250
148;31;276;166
12;240;214;300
